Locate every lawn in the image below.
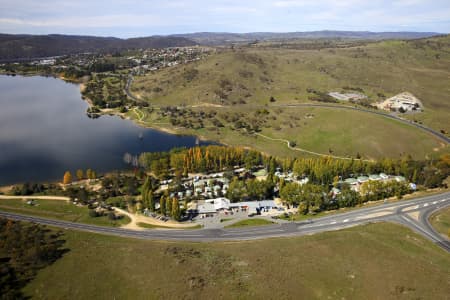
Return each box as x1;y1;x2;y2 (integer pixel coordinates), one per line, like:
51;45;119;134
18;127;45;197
225;218;275;228
22;222;450;299
0;198;130;227
429;206;450;238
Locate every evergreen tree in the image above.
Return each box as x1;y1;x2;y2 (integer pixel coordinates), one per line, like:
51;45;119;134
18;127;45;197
148;190;155;212
141;176;150;206
166;197;172;217
171;198;181;221
159;196;166;215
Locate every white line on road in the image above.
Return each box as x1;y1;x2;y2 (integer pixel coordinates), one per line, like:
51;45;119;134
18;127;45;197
222;229;284;236
403;205;419;212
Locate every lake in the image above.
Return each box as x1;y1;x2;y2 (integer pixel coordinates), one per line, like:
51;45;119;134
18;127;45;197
0;75;210;185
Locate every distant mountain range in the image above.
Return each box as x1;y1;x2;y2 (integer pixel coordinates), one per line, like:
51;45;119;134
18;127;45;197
173;30;441;45
0;31;441;61
0;34;195;61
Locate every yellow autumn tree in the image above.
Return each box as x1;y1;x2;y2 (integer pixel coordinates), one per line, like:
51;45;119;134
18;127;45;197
63;171;72;185
76;169;84;181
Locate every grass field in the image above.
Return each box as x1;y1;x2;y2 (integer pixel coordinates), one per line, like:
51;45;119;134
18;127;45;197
0;199;131;227
225;218;274;228
429;206;450;238
22;222;450;299
128;35;450;159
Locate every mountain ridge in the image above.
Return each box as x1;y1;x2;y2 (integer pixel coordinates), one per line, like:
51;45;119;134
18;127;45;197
0;30;442;61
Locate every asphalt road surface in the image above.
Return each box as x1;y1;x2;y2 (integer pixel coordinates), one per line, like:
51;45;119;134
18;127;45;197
1;192;449;252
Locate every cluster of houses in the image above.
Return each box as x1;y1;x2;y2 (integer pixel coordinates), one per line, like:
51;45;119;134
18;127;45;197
161;168;253;200
32;58;57;66
130;47;211;75
157;167;415;218
337;173;414;194
274;170;309;185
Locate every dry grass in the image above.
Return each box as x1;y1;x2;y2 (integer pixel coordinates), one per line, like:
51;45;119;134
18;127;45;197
128;36;450;159
23;222;450;299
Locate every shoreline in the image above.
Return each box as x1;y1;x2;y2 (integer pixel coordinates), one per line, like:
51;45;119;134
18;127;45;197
4;73;445;161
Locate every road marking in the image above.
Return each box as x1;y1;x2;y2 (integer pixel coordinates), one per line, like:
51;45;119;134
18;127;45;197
407;211;420;221
222;229;284;236
403;205;419;212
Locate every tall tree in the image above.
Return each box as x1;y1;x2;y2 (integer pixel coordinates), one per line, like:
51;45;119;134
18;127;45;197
159;196;166;216
141;176;150;205
148;190;155;212
76;169;84;181
63;171;72;185
171;198;181;221
166;197;172;217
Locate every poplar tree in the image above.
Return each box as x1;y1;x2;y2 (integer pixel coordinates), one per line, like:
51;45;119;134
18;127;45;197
166;197;172;217
86;169;92;179
159;196;166;216
76;169;84;181
148;190;155;212
63;171;72;185
141;176;150;205
171;198;181;221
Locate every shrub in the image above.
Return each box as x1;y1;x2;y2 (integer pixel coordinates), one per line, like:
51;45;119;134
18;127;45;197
107;212;116;220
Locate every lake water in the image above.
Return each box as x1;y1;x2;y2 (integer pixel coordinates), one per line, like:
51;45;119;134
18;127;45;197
0;75;209;185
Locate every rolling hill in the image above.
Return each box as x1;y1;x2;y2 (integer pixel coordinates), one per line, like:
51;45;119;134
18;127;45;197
0;34;196;61
0;31;441;61
129;35;450;159
173;30;441;45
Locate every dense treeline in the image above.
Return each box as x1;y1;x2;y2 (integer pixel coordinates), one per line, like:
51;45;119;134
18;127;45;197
139;146;264;178
280;180;411;215
289;155;449;188
0;218;67;299
138;146;450;189
10;182;64;196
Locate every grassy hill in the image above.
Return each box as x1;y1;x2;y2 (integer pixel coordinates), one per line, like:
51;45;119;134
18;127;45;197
22;223;450;299
174;31;440;45
130;35;450;159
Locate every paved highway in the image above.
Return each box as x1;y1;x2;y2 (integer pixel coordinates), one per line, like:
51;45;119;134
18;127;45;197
0;192;449;251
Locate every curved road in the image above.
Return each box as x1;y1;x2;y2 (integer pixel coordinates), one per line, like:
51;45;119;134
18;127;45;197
274;103;450;144
1;192;449;251
124;75;449;145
